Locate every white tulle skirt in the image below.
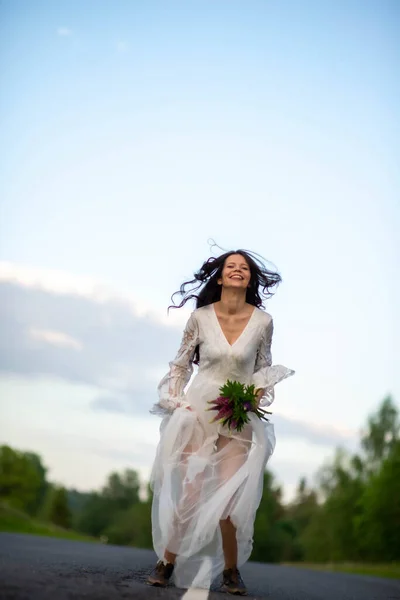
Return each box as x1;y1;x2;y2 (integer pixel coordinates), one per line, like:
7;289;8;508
150;376;276;589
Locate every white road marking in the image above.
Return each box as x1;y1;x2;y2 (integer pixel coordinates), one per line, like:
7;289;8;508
181;588;209;600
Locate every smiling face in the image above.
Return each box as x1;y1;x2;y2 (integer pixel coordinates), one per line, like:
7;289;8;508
218;253;251;290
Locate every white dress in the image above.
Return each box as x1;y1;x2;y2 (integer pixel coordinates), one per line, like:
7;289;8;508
150;303;294;589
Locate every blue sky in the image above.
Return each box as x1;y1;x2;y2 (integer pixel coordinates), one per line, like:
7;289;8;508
0;0;399;500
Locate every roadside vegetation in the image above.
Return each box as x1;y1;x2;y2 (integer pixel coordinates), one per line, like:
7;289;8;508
1;396;399;579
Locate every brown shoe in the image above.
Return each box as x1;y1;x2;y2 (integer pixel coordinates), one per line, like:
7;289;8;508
147;560;175;587
222;567;247;595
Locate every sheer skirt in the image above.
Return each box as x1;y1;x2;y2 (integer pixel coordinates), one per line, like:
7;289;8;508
150;402;275;589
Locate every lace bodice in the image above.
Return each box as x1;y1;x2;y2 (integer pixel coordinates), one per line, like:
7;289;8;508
154;304;294;414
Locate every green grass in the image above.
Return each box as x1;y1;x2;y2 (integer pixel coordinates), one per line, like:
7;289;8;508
0;503;97;543
283;561;400;580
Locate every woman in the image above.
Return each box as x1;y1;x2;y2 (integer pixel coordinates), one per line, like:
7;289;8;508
147;249;294;594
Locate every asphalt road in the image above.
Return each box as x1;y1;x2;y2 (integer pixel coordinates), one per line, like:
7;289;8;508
0;534;399;600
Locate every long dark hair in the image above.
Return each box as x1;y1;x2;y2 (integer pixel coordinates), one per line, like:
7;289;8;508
170;248;282;362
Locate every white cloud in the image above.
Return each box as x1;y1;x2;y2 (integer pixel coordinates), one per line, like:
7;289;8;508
0;270;180;397
0;261;188;327
57;27;73;37
28;327;83;351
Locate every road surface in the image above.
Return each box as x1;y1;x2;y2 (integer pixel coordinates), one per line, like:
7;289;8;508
0;534;399;599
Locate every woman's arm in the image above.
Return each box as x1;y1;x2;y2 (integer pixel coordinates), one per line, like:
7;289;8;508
154;312;199;413
253;319;273;405
252;317;294;407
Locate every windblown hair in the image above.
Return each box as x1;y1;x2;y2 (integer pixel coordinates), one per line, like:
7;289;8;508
170;249;282;312
170;249;281;364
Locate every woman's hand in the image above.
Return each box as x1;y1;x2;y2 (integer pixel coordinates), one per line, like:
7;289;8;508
255;388;264;407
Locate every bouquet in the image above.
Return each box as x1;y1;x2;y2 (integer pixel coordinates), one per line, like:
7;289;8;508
207;380;272;433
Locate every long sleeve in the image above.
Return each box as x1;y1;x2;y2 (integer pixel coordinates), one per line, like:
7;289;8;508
252;318;295;407
253;319;274;377
152;312;199;415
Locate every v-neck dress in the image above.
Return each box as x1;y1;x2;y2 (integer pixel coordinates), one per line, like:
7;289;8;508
150;304;294;589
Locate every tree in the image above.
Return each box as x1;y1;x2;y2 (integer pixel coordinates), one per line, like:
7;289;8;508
300;398;400;563
0;446;43;513
102;470;140;511
300;448;366;562
104;500;153;547
49;487;72;529
23;452;48;516
76;492;112;537
76;469;141;538
361;395;399;473
252;471;289;563
67;489;92;530
285;478;318;561
356;440;400;561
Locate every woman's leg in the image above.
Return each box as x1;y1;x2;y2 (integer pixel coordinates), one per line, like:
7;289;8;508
164;549;177;564
217;430;251;569
217;432;251;595
148;433;202;586
164;436;203;563
219;516;238;569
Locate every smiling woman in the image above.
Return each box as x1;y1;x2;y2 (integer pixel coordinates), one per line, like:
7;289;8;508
147;248;294;593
